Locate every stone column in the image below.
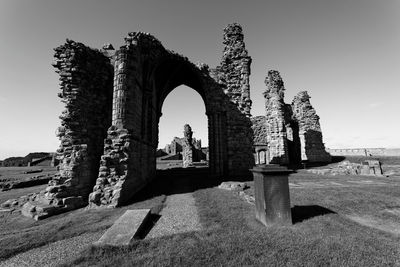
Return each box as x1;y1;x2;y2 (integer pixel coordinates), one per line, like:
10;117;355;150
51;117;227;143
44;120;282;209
112;47;128;128
250;165;292;226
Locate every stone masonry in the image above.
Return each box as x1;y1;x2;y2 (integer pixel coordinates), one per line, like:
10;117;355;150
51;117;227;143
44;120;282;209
20;40;114;219
13;24;333;218
263;70;290;164
292;91;331;162
252;70;331;165
86;24;254;208
182;124;195;167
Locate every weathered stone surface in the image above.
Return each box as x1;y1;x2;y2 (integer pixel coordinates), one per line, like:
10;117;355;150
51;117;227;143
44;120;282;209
308;160;384;176
250;165;292;226
94;209;150;246
292;91;331;162
161;128;205;162
218;181;248;191
182;124;195;168
263;70;290;164
89;24;254;208
251;71;331;165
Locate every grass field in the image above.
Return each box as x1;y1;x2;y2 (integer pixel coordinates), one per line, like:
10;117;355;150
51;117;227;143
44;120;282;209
63;173;400;266
0;166;57;182
1;161;400;266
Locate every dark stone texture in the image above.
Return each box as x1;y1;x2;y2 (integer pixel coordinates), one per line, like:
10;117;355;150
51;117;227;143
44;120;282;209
250;165;292;227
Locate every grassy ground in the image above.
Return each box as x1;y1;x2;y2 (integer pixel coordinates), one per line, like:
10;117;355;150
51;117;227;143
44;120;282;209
0;195;166;261
0;166;57;182
58;172;400;267
1;163;400;266
0;184;47;203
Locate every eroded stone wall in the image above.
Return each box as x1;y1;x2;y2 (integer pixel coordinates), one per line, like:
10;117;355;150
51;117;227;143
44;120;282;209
215;23;252;116
291;91;331;162
51;40;113;199
254;71;330;165
210;23;255;175
20;40;114;219
263;70;290;164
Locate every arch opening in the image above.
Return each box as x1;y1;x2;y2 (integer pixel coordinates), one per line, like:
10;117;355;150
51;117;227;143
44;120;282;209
156;85;209;170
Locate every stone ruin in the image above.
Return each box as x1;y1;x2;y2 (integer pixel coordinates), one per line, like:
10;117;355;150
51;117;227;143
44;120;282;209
157;124;207;164
252;70;331;165
308;159;384;176
17;23;256;219
13;23;332;219
182;124;195;167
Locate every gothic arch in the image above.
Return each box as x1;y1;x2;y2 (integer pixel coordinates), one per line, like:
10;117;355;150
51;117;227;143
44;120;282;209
46;24;254;213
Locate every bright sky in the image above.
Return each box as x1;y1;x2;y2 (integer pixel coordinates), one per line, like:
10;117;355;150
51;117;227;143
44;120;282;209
0;0;399;160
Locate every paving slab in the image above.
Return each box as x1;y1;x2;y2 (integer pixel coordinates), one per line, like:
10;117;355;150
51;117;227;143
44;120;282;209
147;193;201;238
94;209;150;246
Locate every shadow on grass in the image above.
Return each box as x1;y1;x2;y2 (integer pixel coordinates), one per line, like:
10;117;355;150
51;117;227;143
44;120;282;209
291;205;336;224
136;213;162;239
127;167;252;205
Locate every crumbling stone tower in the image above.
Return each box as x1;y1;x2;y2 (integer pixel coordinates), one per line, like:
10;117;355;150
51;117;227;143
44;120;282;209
263;70;290;164
256;70;330;165
292;91;331;162
182;124;195;167
216;23;252;116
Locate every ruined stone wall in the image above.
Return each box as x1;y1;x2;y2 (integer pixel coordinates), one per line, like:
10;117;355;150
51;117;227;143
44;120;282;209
291;91;331;162
263;70;289;164
216;23;252;116
251;116;269;164
89;33;163;207
210;23;254;176
47;40;113;207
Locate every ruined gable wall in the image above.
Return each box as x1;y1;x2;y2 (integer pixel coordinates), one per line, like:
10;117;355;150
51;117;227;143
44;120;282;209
210;23;254;175
291;91;331;162
263;70;289;164
44;40;113;209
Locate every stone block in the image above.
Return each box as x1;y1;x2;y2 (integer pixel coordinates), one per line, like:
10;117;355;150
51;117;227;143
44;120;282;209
21;202;36;218
62;196;84;208
250;165;292;227
94;209;150;246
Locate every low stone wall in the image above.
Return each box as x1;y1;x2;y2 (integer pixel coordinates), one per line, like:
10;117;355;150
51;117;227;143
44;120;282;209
327;148;400;157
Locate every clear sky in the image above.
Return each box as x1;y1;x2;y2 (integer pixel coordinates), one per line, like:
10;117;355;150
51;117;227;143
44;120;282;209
0;0;399;160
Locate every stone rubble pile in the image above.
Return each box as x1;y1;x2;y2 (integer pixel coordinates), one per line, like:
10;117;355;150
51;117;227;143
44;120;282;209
218;182;255;204
308;160;383;176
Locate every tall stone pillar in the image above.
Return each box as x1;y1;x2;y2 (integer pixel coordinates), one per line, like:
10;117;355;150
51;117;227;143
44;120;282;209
112;47;128;128
182;124;195;168
291;91;331;163
264;70;289;164
219;23;252;116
